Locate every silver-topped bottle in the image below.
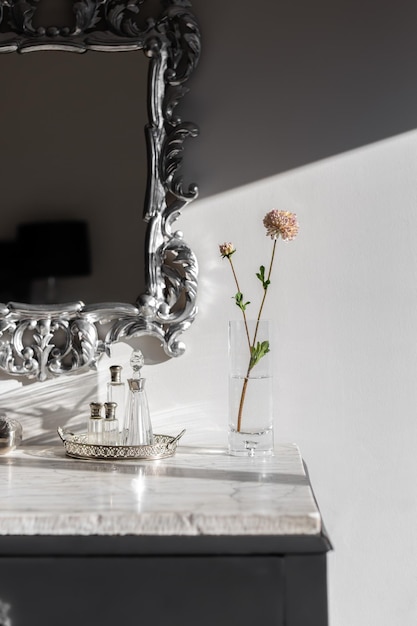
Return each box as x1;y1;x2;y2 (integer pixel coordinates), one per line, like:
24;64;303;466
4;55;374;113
87;402;103;444
103;401;119;445
107;365;126;438
123;349;154;446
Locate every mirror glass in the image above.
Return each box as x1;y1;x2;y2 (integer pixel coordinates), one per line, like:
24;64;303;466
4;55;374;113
0;50;148;305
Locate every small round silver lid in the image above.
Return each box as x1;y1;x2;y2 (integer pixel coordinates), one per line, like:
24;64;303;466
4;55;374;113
109;365;122;384
104;401;118;420
89;402;103;418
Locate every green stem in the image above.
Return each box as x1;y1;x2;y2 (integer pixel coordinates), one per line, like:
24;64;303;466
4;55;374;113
228;256;251;351
237;376;249;432
236;239;277;432
252;238;277;347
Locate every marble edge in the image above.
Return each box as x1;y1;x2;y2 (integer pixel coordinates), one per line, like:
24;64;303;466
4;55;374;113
0;511;322;537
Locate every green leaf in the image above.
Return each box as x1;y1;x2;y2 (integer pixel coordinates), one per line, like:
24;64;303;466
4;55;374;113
234;291;250;312
256;265;265;282
249;340;270;370
256;265;270;290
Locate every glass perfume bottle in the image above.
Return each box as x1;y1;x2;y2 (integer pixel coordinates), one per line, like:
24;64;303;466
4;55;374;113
107;365;126;438
87;402;103;444
123;349;154;446
103;401;119;445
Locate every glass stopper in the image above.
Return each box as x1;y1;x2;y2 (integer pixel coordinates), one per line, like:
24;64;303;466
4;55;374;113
130;349;144;379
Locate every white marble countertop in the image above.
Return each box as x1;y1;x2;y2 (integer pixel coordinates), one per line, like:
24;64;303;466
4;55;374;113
0;442;322;537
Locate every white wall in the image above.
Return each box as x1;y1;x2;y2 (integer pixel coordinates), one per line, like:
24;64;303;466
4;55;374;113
1;1;416;624
176;130;417;625
178;3;417;622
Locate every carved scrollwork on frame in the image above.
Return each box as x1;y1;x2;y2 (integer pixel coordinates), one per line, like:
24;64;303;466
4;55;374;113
0;0;200;380
0;303;100;381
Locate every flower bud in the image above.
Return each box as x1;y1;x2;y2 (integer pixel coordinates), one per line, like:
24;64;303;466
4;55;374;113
219;242;236;258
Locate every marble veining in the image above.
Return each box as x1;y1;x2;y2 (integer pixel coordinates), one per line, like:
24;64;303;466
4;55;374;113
0;443;322;536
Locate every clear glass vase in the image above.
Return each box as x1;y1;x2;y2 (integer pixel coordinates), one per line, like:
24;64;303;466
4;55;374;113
228;319;274;456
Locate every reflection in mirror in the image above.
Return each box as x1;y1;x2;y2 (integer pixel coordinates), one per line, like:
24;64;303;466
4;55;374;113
0;51;148;305
0;0;201;380
17;220;92;304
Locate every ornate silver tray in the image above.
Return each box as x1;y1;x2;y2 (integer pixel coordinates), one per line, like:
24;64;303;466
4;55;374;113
57;427;185;461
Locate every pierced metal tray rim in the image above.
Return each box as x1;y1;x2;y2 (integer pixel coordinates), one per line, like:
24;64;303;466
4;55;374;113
57;427;185;461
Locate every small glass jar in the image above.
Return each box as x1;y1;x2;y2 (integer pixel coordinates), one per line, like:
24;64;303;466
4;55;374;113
107;365;126;438
87;402;103;444
103;401;119;445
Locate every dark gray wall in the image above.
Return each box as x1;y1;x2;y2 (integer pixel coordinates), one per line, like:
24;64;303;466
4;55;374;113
181;0;417;197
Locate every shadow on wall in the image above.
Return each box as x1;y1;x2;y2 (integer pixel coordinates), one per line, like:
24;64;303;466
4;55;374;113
181;0;417;197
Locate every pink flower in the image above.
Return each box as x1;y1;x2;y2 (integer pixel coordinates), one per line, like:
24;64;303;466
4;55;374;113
263;210;299;241
219;242;236;258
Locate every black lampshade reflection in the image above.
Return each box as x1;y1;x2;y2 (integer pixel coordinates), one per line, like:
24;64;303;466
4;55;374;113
17;220;91;280
0;240;31;302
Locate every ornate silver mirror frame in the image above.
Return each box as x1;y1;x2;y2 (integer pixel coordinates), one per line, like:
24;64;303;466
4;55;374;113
0;0;200;381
